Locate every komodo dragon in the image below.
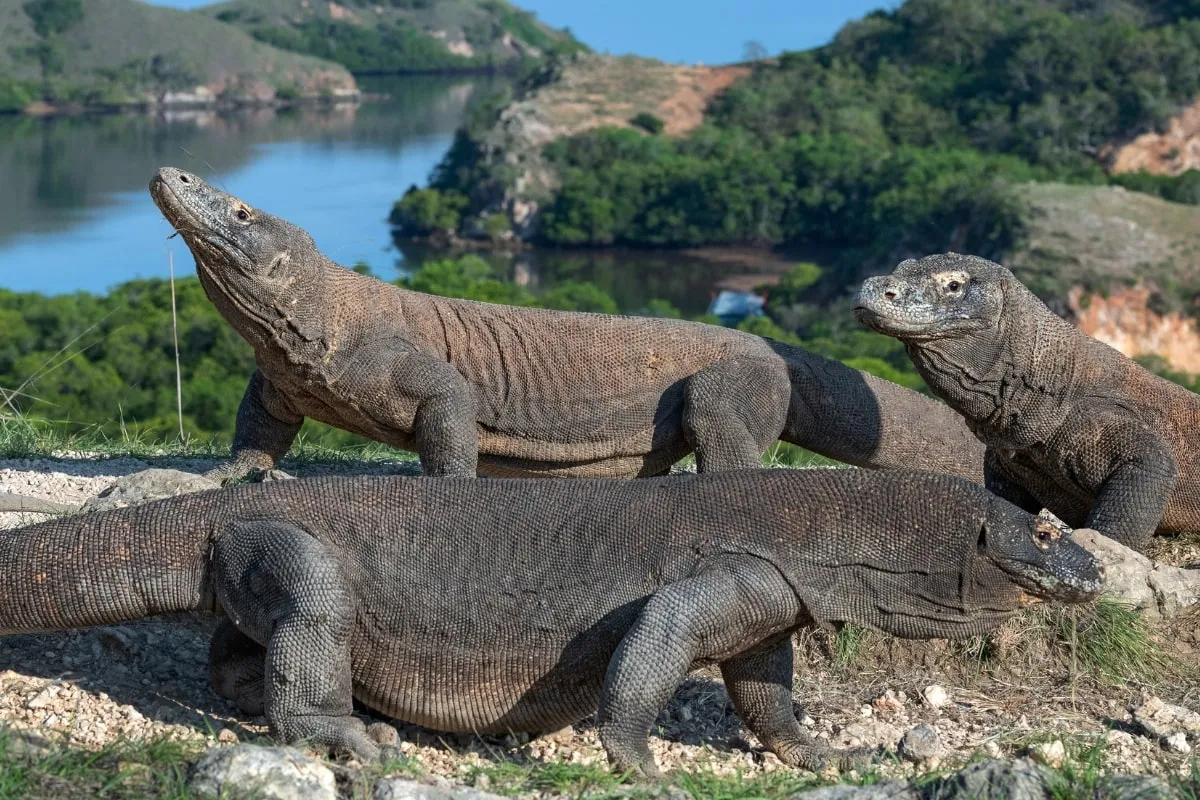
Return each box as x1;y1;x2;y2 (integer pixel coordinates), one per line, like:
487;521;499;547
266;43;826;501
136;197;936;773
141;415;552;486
0;469;1101;775
854;252;1200;550
148;167;985;484
0;492;71;514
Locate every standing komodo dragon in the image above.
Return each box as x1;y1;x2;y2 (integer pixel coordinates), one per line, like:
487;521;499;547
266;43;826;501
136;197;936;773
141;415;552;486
0;469;1101;775
149;167;984;483
855;252;1200;550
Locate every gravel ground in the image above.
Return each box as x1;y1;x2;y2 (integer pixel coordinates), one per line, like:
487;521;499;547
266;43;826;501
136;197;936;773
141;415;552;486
1;455;1197;788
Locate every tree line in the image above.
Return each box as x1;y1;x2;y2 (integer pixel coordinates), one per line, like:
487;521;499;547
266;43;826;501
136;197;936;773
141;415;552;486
395;0;1200;301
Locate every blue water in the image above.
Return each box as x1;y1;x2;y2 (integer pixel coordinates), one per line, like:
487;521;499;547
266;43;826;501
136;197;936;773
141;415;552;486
0;76;483;295
0;75;780;314
0;136;453;295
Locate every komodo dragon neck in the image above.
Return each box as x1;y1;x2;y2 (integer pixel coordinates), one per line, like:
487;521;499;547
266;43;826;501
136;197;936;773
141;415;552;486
908;282;1082;448
195;252;360;367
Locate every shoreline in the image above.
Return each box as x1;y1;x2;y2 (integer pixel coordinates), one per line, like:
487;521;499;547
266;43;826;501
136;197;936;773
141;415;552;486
5;90;371;119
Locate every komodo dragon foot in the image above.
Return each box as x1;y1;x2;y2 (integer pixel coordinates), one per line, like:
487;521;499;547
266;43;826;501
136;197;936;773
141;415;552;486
204;464;296;485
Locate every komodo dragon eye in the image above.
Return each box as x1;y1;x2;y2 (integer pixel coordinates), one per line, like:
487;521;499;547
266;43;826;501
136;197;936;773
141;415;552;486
236;209;250;221
946;280;961;292
1032;525;1058;550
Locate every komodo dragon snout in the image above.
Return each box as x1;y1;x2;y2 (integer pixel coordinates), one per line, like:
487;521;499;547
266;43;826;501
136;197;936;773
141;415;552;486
149;167;315;293
981;512;1104;604
853;253;1006;339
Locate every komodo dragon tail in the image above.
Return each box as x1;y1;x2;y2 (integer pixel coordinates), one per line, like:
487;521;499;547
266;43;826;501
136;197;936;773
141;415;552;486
767;340;986;484
0;502;213;635
0;492;75;515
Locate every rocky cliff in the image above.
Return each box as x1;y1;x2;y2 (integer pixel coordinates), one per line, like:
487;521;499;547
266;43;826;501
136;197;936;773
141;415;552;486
1105;96;1200;176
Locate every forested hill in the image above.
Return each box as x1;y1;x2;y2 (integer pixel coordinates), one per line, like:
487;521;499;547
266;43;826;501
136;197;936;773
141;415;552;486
393;0;1200;328
0;0;357;111
202;0;588;74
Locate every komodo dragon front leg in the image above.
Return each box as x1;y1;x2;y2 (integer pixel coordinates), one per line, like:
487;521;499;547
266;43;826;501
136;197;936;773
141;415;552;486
596;555;869;777
212;520;379;759
206;370;304;484
210;345;479;482
1052;411;1179;548
721;638;875;772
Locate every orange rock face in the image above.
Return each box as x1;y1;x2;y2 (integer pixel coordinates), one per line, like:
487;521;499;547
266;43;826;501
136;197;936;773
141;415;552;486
1068;284;1200;374
1105;97;1200;175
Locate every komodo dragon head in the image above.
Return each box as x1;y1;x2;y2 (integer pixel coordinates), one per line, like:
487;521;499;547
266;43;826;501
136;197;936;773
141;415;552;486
852;252;1013;343
979;505;1104;604
149;167;330;346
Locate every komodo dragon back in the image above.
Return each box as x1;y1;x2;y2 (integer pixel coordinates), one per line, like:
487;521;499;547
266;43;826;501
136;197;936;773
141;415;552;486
0;469;1100;774
149;165;982;483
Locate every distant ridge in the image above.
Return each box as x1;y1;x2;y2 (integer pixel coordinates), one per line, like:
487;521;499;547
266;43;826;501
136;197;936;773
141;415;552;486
201;0;587;74
0;0;357;112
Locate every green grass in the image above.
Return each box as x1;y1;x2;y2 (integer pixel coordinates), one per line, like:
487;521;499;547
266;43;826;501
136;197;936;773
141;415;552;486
0;413;421;470
0;729;202;800
832;623;869;670
1043;739;1109;800
0;412;837;473
1053;598;1178;686
761;442;840;470
0;731;877;800
463;760;631;797
462;759;859;799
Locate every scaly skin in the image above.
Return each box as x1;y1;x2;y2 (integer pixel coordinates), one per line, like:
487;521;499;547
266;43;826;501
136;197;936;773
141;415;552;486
0;469;1102;774
148;167;984;484
855;252;1200;551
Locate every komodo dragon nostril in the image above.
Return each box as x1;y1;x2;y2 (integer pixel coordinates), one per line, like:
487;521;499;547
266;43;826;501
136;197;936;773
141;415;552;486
884;291;896;300
179;174;190;184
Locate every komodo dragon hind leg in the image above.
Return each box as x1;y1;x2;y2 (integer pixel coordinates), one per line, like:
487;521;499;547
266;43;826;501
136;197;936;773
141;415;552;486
720;637;879;772
213;520;378;760
596;556;804;777
209;617;266;716
682;358;790;472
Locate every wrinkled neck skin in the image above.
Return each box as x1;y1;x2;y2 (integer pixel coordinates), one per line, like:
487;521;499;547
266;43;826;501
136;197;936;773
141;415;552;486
781;518;1024;640
907;281;1076;449
193;242;336;360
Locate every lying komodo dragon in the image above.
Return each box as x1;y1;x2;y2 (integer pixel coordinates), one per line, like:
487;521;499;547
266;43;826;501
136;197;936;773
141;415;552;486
855;252;1200;550
0;469;1102;775
149;167;984;483
0;492;71;514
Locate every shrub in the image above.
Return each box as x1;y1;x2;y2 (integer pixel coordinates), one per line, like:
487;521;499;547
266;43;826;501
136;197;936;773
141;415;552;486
629;112;664;135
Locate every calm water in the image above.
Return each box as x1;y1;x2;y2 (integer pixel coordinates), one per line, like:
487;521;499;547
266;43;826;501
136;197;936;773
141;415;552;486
0;76;783;315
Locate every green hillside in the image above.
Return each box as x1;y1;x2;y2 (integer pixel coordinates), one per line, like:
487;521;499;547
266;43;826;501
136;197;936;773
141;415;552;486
396;0;1200;317
0;0;357;111
202;0;587;74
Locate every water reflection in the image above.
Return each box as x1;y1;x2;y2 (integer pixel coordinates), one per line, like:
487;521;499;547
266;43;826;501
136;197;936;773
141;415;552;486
0;74;794;311
0;76;499;293
394;239;794;316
